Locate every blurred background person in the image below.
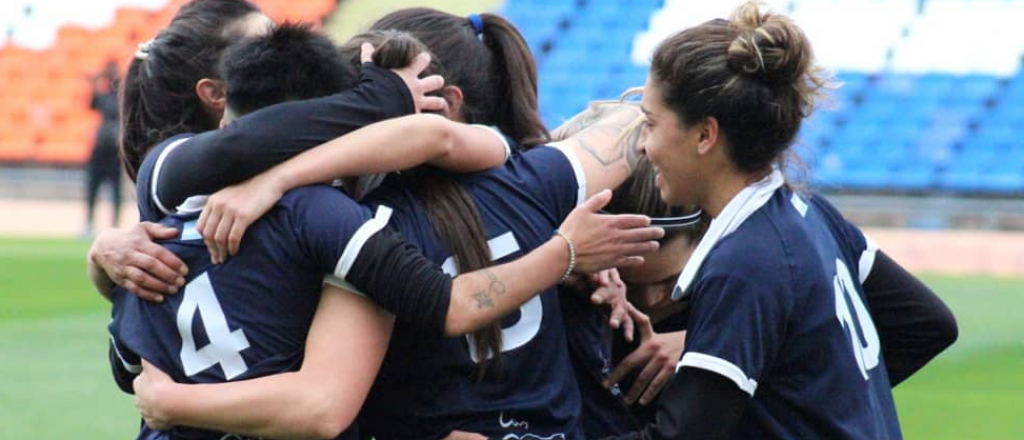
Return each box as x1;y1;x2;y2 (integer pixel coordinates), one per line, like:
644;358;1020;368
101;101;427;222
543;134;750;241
83;60;122;237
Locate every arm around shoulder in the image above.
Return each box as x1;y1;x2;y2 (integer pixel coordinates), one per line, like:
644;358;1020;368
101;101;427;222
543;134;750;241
139;286;393;440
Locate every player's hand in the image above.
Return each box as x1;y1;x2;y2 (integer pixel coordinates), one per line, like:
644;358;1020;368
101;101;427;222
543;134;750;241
134;359;175;431
558;189;663;273
604;306;686;406
197;175;283;264
361;42;446;113
589;268;636;342
441;431;488;440
90;223;186;302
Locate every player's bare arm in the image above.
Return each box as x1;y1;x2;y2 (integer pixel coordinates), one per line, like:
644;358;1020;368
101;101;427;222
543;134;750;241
551;103;646;198
444;189;663;336
133;284;394;439
199;113;509;263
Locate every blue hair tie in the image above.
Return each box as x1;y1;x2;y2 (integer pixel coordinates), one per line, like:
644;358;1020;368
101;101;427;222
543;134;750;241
467;13;484;36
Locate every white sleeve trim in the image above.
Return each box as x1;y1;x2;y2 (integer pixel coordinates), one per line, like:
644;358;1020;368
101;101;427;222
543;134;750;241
471;124;512;161
149;137;192;216
333;205;393;280
553;145;587;207
322;275;368;298
677;352;758;396
858;234;879;284
108;335;142;374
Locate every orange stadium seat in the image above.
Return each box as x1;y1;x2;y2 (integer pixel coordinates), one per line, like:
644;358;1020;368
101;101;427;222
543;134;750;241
0;122;39;162
1;0;339;165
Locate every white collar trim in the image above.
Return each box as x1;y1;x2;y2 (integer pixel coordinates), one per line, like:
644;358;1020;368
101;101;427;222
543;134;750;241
671;170;786;301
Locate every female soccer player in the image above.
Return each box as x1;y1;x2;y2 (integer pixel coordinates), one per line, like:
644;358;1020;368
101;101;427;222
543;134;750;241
122;9;658;440
90;4;663;439
595;2;954;439
528;95;956;439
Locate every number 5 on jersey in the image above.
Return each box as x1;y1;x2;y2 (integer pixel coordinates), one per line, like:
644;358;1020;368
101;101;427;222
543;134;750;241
176;273;251;380
442;232;543;363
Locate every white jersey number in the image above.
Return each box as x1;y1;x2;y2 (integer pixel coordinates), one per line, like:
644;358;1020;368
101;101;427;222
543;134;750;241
175;273;250;379
442;232;543;363
833;259;881;380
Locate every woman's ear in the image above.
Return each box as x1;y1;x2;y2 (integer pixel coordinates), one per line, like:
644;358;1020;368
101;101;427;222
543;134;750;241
195;78;227;115
696;116;720;156
441;85;465;122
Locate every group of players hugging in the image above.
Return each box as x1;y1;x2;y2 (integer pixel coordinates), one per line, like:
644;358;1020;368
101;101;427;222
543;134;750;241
86;1;958;439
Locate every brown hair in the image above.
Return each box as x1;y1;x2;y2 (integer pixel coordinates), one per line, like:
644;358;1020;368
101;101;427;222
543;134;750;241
370;8;548;147
119;0;263;181
369;8;552;379
339;30;501;376
402;168;501;380
649;1;831;174
338;30;432;72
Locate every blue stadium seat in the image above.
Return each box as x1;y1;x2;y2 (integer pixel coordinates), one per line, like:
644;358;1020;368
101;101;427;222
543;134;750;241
508;0;1023;194
888;165;934;190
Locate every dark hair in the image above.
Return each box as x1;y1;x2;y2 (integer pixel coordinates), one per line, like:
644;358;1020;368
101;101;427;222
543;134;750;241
220;22;354;116
370;8;548;147
649;1;830;174
341;28;504;377
368;9;549;379
607;155;708;244
119;0;263;181
338;30;433;72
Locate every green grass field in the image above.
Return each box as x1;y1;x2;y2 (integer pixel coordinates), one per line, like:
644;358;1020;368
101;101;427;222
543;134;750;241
1;237;1021;438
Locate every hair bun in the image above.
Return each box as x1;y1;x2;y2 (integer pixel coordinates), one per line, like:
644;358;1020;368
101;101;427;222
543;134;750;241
726;1;812;87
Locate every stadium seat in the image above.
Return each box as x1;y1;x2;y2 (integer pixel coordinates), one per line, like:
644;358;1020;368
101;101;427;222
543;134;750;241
2;0;1022;193
511;0;1024;194
0;0;339;166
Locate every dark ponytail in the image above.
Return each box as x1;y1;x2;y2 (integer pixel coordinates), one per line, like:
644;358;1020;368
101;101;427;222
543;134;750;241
370;8;548;148
119;0;262;181
403;169;504;380
369;8;551;379
478;13;548;148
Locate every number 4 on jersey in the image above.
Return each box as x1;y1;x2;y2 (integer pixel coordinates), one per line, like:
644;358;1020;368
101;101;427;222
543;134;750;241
176;273;250;379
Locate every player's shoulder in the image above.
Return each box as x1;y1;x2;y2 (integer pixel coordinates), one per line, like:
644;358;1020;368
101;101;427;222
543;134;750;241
705;226;787;283
803;191;846;226
513;144;571;168
503;144;582;194
700;199;800;292
799;190;868;249
140;133;195;174
136;133;197;221
278;184;365;214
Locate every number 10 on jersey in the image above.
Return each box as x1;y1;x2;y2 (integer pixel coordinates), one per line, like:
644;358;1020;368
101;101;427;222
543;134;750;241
833;259;880;380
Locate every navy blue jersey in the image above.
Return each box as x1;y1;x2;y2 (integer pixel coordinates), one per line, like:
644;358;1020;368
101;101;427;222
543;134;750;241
109;185;388;440
674;172;901;440
360;145;587;440
134;133;198;222
560;290;640;437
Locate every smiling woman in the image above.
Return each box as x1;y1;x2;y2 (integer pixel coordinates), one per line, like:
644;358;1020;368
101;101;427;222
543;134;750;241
603;2;952;440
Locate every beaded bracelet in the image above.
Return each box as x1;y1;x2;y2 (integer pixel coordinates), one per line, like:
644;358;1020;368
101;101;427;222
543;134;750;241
553;230;577;283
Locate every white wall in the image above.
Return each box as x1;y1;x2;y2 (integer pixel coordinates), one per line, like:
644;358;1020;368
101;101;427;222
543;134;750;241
631;0;1024;76
1;0;167;49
